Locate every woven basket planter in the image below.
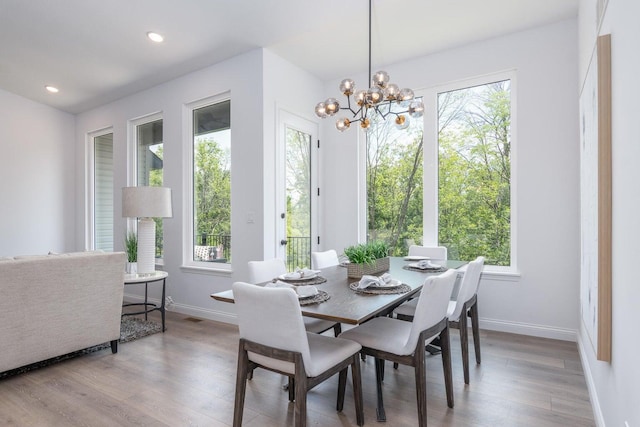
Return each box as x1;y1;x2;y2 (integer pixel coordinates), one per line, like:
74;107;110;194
346;257;390;279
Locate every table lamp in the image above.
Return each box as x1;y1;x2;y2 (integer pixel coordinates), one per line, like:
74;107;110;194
122;186;173;275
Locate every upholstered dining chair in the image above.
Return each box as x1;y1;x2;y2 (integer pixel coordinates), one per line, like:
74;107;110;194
247;259;341;336
232;281;364;427
340;269;457;426
311;249;340;269
445;256;484;384
408;244;448;260
395;256;485;384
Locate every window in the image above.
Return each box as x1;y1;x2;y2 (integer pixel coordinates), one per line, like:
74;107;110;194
366;73;514;267
366;100;423;256
89;130;114;251
436;79;512;266
190;98;231;265
133;115;165;259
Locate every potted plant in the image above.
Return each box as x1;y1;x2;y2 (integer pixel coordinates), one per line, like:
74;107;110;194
343;241;390;278
124;232;137;274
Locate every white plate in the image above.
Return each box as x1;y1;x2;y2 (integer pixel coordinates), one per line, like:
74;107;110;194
279;273;317;281
404;255;430;261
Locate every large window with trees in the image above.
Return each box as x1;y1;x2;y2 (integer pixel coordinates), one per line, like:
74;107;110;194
367;73;513;267
191;99;231;265
134;115;165;259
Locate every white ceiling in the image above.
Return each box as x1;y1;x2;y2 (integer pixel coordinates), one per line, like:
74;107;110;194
0;0;578;114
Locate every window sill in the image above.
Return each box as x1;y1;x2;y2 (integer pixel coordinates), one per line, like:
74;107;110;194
480;267;521;282
180;262;232;277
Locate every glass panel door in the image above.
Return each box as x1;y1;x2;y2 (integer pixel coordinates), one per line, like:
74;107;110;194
277;112;318;271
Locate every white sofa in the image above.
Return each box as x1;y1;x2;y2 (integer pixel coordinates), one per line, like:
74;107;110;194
0;251;126;373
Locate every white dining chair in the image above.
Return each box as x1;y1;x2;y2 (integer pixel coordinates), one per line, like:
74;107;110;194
232;281;364;427
339;269;457;426
408;244;448;260
395;256;485;384
311;249;340;269
446;256;484;384
247;259;341;336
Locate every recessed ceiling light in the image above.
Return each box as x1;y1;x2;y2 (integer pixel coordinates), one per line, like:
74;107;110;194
147;32;164;43
45;85;59;93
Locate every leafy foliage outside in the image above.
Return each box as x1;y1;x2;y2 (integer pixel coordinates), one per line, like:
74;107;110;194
366;103;424;256
285;127;312;269
367;80;511;265
193;133;231;259
438;81;511;265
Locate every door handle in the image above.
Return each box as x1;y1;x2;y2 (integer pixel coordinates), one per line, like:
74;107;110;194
280;239;288;246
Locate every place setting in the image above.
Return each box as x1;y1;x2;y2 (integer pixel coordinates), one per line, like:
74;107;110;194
349;273;411;295
265;280;330;305
274;267;327;286
403;258;447;272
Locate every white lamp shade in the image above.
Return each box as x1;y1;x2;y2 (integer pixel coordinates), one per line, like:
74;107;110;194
122;186;173;218
122;186;172;275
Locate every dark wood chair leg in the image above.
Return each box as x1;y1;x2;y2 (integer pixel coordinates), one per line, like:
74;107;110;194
110;340;118;354
414;339;428;427
333;323;342;337
293;374;307;427
288;377;295;402
351;357;365;426
374;357;386;422
459;303;470;384
470;301;481;364
439;327;454;408
337;368;347;411
233;345;249;427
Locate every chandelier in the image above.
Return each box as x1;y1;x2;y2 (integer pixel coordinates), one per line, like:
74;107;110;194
314;0;424;132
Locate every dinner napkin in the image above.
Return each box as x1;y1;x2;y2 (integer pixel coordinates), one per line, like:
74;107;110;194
266;281;318;298
414;260;442;270
266;280;295;290
357;273;394;289
283;268;321;280
296;285;319;298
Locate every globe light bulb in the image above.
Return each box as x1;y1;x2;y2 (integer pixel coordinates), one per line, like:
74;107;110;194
384;83;400;101
324;98;340;116
339;79;355;96
336;117;351;132
408;100;425;118
354;90;367;106
395;115;409;130
372;71;390;88
360;118;371;129
365;87;383;106
398;88;415;102
314;102;327;118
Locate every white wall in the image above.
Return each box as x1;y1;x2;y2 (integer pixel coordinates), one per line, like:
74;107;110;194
578;0;640;425
74;50;266;321
321;20;581;341
74;48;324;322
0;88;75;256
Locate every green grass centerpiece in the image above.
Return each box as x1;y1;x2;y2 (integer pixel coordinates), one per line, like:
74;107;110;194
343;241;390;278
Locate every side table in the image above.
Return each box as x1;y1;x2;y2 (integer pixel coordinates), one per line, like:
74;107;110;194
123;271;168;332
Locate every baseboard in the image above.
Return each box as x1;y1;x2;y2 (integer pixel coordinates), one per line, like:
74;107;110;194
577;333;605;427
479;317;577;342
123;292;238;325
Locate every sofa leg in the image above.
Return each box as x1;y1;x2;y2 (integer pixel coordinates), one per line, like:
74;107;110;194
110;340;118;354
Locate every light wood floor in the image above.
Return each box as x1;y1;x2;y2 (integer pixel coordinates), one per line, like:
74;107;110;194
0;311;594;426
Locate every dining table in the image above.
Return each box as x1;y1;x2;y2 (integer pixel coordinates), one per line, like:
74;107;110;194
210;256;467;422
210;257;467;324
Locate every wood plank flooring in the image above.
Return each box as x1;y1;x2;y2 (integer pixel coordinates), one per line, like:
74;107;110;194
0;311;594;426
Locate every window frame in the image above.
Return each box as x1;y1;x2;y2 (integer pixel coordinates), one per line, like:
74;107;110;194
182;92;232;273
86;127;114;251
128;111;165;265
422;70;518;273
